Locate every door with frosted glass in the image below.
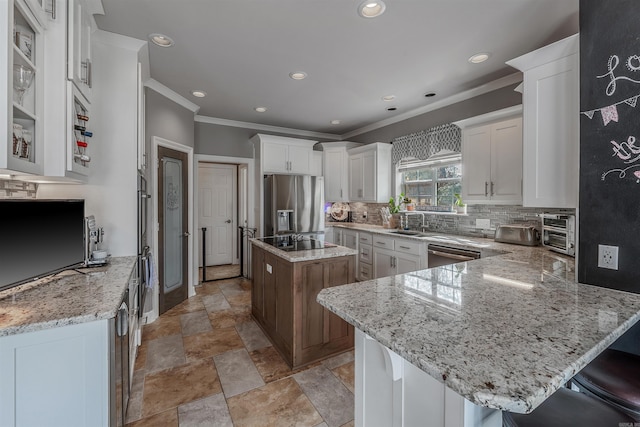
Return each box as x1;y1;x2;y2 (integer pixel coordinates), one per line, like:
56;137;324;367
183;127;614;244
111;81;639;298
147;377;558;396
158;147;189;314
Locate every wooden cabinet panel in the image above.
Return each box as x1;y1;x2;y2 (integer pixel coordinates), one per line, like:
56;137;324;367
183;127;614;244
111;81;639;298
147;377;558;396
263;252;277;329
301;262;325;349
251;245;264;317
251;244;355;369
275;259;293;350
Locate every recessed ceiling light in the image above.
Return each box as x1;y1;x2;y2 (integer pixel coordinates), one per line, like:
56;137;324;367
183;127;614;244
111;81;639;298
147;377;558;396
149;33;174;47
191;90;207;98
255;107;267;113
424;92;436;97
382;95;395;102
330;120;341;125
468;53;490;64
358;0;386;18
387;106;397;111
289;71;307;80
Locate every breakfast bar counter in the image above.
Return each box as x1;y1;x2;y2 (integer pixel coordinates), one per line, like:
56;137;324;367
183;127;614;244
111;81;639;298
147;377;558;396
0;256;137;337
317;240;640;424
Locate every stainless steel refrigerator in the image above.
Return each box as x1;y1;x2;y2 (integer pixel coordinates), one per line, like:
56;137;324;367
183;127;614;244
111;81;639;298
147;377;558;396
264;175;324;237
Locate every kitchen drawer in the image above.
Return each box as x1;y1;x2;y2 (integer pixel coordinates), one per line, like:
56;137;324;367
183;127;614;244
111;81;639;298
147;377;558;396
395;239;423;255
360;244;373;264
359;232;373;245
359;262;372;281
373;235;395;250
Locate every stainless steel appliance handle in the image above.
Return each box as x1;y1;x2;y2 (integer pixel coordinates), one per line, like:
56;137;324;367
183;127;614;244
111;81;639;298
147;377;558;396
428;249;474;261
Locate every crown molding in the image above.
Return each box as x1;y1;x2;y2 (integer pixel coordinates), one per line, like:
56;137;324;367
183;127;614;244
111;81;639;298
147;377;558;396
194;116;342;141
145;79;200;113
341;72;523;140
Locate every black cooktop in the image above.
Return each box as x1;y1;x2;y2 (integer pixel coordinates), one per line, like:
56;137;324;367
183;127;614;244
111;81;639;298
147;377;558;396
258;236;337;252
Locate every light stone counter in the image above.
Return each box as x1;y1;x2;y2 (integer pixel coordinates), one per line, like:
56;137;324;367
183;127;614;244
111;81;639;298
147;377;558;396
250;238;357;262
317;233;640;414
0;256;136;337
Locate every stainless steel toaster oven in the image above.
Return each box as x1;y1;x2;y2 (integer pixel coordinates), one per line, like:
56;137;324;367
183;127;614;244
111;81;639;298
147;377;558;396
541;214;575;256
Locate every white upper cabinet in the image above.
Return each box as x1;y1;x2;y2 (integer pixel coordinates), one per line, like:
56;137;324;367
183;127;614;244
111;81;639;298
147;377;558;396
348;142;392;203
459;111;523;205
253;134;317;175
507;34;579;208
41;0;90;182
319;141;362;202
310;150;322;176
2;0;45;176
67;0;102;102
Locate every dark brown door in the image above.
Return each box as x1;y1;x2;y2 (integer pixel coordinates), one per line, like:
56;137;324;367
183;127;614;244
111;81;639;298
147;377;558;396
158;146;189;314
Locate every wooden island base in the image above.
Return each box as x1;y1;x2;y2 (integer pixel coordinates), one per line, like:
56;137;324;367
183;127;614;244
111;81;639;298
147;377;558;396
251;244;356;369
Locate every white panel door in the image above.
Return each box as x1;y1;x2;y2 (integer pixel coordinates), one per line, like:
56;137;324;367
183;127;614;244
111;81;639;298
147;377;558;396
262;141;289;173
199;163;237;266
288;144;311;174
491;117;523;202
362;150;377;202
349;154;364;201
462;125;492;202
324;149;346;201
522;54;579;208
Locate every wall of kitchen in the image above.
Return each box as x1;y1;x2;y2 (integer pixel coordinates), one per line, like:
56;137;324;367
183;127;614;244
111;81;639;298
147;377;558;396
349;84;522;144
37;32;144;257
194;121;255;158
327;202;574;237
146;89;195;150
578;0;640;294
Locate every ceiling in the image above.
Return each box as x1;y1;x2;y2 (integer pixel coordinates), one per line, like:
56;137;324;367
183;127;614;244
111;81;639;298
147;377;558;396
95;0;579;137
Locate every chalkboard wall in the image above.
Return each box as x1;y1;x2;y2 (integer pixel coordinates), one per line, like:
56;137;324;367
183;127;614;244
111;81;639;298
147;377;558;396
578;0;640;292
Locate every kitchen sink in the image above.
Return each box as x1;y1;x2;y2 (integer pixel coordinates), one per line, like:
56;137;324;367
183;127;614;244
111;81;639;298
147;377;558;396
389;230;424;236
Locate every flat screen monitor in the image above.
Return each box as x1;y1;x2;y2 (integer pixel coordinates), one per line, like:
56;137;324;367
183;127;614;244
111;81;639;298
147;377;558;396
0;199;85;292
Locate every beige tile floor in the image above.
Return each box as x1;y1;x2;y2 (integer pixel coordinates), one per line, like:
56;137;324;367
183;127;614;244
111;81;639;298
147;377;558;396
126;273;355;427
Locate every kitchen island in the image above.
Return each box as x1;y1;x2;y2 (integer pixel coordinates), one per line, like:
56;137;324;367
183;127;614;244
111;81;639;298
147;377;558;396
317;239;640;426
0;256;137;427
250;238;357;368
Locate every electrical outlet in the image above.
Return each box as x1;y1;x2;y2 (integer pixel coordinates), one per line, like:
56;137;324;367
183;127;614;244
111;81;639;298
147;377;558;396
476;219;490;229
598;245;619;270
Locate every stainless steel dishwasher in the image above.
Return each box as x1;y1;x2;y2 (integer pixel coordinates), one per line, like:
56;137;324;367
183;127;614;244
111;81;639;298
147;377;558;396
427;244;481;268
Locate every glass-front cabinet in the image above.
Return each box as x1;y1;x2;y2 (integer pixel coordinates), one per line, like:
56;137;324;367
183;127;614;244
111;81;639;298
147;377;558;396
2;0;45;175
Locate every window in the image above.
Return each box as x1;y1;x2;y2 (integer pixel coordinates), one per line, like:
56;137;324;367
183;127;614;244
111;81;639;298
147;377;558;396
401;162;461;207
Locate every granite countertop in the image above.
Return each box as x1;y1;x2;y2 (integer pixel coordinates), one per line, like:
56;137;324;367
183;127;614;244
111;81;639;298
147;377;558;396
0;256;137;337
317;232;640;414
250;238;357;262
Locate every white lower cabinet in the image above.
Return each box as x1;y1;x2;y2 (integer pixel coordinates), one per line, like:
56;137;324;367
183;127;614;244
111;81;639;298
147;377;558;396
358;232;373;281
0;320;110;427
355;329;501;427
373;236;425;279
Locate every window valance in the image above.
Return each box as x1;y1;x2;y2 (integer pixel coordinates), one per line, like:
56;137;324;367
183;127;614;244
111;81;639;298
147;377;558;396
391;123;461;165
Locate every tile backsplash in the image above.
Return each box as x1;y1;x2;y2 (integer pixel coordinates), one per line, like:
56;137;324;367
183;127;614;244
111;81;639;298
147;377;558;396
0;179;37;199
326;201;574;238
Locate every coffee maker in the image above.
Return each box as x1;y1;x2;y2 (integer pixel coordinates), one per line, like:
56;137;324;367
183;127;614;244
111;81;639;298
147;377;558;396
85;215;108;266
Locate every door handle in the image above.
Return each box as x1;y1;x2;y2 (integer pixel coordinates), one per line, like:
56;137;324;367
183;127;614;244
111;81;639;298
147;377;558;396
225;219;232;223
182;232;190;237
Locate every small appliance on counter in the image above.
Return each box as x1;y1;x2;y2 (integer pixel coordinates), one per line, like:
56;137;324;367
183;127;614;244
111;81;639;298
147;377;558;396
540;214;575;256
84;215;109;266
494;224;540;246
